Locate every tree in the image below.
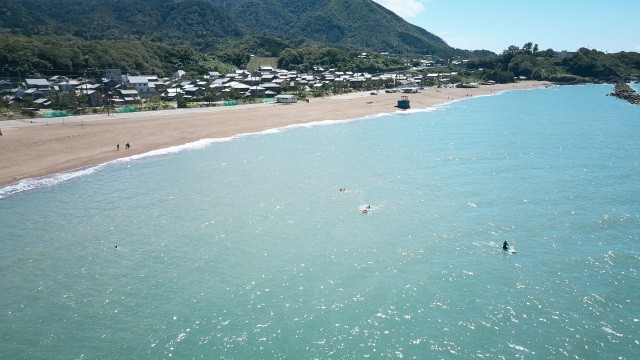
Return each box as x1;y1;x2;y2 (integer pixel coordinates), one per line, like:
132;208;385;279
487;69;515;83
277;48;305;69
503;45;520;55
144;95;163;110
61;89;79;112
0;96;9;115
176;93;188;108
542;48;556;58
508;54;535;78
226;88;242;101
424;76;438;87
219;49;250;68
202;88;217;106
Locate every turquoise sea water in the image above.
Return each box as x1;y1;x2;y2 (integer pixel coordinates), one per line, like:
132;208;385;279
1;84;639;359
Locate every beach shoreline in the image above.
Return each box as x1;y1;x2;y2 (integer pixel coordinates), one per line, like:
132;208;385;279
0;81;549;189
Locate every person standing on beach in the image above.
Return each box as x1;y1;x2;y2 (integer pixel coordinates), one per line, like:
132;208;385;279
117;143;119;151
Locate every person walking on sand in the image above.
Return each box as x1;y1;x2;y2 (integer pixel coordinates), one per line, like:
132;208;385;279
117;143;119;151
125;143;130;149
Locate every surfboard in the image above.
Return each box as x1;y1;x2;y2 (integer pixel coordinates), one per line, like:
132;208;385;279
503;247;516;254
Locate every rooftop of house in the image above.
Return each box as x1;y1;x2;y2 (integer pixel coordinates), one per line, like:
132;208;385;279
126;76;150;84
119;89;140;95
25;78;50;86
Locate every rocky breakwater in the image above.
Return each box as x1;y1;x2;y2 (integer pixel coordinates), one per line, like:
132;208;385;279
610;82;640;104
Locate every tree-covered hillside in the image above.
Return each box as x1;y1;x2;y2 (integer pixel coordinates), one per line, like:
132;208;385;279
0;34;206;78
0;0;246;50
0;0;466;56
0;33;407;78
2;1;638;82
210;0;464;56
467;43;640;83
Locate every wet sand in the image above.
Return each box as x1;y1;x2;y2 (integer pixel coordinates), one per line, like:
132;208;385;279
0;81;549;187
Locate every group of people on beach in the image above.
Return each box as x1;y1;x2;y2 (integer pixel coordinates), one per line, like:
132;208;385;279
116;143;130;151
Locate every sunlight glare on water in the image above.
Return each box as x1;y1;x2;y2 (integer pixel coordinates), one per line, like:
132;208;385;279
0;84;638;359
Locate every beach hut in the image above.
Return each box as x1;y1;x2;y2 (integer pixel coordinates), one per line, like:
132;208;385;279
396;95;410;109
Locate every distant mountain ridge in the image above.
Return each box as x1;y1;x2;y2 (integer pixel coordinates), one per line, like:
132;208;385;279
209;0;462;56
0;0;470;56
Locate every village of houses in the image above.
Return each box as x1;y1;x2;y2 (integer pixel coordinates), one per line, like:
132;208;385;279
0;59;476;116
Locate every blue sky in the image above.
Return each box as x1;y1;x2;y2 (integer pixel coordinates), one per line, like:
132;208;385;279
372;0;640;53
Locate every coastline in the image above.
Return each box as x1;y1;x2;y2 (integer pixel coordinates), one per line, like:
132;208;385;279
0;81;549;190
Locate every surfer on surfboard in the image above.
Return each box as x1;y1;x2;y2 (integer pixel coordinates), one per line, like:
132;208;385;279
502;241;516;253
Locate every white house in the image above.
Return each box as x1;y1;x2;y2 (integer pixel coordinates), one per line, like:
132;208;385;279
275;94;297;104
124;75;150;94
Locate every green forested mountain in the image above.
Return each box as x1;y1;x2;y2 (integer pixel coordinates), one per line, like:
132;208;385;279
0;34;206;77
0;0;246;50
5;0;636;82
0;0;465;56
209;0;462;56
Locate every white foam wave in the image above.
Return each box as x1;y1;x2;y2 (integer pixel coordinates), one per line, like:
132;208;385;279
508;343;534;354
0;165;99;199
601;323;624;337
396;106;441;115
1;87;541;199
0;114;392;199
1;136;247;199
281;112;393;130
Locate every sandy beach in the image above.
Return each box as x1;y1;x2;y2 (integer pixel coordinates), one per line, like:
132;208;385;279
0;81;548;188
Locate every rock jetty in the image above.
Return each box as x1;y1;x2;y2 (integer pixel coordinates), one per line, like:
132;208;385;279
610;82;640;104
